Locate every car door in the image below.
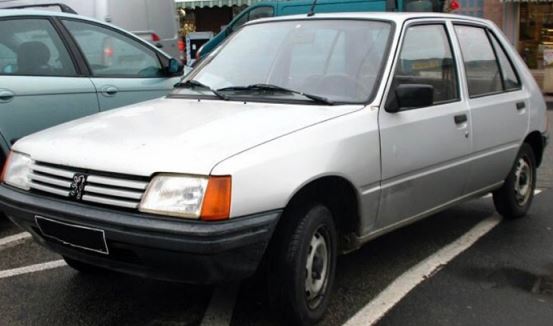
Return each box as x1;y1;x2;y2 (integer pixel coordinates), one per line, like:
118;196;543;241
0;17;98;150
453;24;529;193
60;19;178;111
377;21;471;228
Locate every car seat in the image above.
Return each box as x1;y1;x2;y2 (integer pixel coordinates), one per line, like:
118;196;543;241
17;41;52;75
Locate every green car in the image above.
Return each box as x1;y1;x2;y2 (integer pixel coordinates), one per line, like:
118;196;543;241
0;9;184;167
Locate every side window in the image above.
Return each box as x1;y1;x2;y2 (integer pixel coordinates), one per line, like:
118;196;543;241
62;20;163;78
389;24;459;107
248;6;274;21
232;13;249;31
489;34;521;91
454;25;502;97
0;19;76;76
232;7;273;32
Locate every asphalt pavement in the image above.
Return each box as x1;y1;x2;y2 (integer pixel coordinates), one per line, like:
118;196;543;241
0;112;551;326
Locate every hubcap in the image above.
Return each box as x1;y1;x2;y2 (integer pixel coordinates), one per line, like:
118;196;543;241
514;156;533;206
305;227;330;309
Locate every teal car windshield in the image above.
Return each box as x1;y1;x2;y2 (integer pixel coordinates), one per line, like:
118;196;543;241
174;19;393;104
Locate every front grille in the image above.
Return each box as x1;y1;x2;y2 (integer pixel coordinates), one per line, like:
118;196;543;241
29;162;149;210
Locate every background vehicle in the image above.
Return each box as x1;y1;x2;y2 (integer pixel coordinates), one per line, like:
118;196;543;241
0;0;180;58
197;0;451;58
0;9;184;169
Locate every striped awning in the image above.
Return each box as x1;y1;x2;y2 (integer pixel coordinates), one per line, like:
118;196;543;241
176;0;264;9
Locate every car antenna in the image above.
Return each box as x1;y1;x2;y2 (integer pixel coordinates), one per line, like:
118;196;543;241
307;0;318;17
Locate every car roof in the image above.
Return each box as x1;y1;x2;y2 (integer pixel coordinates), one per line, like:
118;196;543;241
248;11;493;27
0;8;100;20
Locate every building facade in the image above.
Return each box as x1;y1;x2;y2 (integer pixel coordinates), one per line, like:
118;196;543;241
477;0;553;92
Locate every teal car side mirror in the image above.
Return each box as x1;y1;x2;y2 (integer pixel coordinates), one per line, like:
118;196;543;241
167;58;184;77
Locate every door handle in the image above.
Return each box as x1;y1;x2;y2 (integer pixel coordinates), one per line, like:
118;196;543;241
0;89;15;103
454;114;468;124
516;102;526;110
101;86;119;96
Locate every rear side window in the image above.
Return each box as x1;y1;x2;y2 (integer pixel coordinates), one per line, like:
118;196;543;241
489;34;521;91
248;6;274;21
63;20;163;78
389;24;459;106
0;19;76;76
454;25;503;97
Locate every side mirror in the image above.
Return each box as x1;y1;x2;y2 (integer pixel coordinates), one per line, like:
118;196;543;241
386;84;434;113
166;58;184;77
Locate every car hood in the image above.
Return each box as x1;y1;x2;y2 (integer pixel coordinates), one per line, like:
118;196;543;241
14;98;362;176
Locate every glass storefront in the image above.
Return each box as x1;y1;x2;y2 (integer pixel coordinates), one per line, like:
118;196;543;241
519;2;553;70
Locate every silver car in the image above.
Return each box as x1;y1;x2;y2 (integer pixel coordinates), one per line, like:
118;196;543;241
0;12;548;325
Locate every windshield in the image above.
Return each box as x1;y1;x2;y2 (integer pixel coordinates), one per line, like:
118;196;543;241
173;19;393;104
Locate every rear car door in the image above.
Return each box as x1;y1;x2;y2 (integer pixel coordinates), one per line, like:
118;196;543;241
453;24;529;193
377;21;471;228
0;17;98;150
60;19;178;111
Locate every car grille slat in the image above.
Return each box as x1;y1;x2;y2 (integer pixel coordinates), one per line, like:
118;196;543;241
87;175;148;190
30;182;70;197
82;194;139;209
84;185;143;200
32;164;75;179
29;173;72;188
29;162;148;210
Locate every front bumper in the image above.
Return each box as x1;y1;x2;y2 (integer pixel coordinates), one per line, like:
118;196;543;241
0;185;280;284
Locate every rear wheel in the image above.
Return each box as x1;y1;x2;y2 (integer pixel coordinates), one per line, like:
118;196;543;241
63;256;107;274
493;143;537;219
268;204;337;326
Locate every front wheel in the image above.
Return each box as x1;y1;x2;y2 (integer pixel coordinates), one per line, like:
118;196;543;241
268;204;337;326
493;143;537;219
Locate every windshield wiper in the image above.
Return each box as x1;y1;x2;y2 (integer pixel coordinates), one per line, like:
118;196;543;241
174;79;229;101
217;83;334;105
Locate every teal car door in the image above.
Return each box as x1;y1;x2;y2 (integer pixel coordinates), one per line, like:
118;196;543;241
0;18;98;153
61;19;178;111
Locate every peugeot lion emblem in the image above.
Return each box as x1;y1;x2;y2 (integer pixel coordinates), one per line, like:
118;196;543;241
69;173;87;201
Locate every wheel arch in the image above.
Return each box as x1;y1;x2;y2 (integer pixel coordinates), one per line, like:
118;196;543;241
278;175;361;253
524;131;545;167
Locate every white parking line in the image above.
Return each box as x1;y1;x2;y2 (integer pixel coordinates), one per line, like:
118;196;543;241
344;215;502;326
0;232;31;251
483;188;543;198
0;260;66;280
200;284;240;326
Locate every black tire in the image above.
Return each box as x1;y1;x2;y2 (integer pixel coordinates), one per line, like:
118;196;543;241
493;143;537;219
63;256;107;274
267;204;337;326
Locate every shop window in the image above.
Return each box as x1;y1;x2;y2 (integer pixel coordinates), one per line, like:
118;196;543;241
519;3;553;69
455;25;502;97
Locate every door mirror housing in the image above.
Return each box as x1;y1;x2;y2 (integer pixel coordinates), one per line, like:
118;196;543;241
166;58;184;77
386;84;434;113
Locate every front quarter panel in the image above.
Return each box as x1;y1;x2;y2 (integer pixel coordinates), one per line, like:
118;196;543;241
211;107;381;235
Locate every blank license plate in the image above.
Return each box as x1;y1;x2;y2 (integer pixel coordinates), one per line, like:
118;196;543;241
35;216;109;255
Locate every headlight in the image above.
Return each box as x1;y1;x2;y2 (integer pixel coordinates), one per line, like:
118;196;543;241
138;174;232;220
1;151;33;191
